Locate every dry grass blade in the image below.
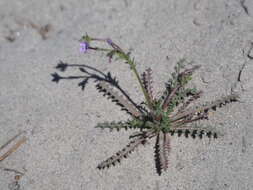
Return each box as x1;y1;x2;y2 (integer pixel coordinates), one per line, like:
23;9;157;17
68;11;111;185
0;167;25;176
96;81;142;118
0;132;23;151
0;133;27;162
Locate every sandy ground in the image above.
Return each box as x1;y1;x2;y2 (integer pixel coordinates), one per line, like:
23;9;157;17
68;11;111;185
0;0;253;189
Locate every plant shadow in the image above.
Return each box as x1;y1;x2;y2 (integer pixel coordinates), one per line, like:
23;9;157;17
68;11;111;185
51;60;145;115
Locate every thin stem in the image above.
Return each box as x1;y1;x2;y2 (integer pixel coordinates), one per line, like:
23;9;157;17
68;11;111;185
89;38;154;110
89;47;112;52
127;58;154;110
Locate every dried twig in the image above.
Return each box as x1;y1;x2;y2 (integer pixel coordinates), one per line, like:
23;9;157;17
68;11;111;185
0;167;25;176
0;133;27;162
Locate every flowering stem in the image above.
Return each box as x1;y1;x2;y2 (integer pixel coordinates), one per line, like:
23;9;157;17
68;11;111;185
86;37;154;110
126;57;154;110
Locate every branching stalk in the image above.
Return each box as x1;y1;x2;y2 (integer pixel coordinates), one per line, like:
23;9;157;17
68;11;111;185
88;37;154;110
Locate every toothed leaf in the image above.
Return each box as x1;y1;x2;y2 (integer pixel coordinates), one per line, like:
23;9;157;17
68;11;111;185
169;126;221;139
172;94;239;122
154;131;170;175
97;130;154;169
177;91;203;113
95;119;153;131
96;81;142;118
142;68;154;101
163;133;170;170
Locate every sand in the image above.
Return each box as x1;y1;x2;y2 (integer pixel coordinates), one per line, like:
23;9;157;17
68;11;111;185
0;0;253;189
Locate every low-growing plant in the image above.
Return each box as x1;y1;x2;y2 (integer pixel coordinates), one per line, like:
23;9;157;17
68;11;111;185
53;34;239;175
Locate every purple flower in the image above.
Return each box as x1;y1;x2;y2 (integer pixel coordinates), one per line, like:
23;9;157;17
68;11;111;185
106;38;113;45
80;42;89;53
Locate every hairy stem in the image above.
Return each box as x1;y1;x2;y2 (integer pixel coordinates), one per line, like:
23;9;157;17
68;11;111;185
128;58;154;110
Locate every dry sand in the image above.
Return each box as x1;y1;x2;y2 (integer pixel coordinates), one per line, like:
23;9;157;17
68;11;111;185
0;0;253;189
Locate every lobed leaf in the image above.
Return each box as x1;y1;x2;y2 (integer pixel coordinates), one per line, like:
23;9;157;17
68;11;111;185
171;94;239;122
95;119;152;131
154;131;171;175
162;132;170;171
169;126;220;139
161;64;200;111
96;81;142;118
97;130;154;169
142;68;154;101
177;91;203;113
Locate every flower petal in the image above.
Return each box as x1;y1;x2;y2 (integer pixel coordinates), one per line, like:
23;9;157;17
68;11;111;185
80;42;89;53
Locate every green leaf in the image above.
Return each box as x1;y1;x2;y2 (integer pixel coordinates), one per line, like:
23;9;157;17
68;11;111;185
81;33;92;43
